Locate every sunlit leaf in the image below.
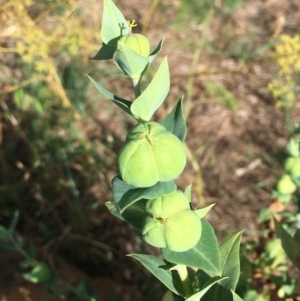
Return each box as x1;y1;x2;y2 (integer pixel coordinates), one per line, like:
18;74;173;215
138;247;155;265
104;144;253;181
131;57;170;121
219;232;243;290
274;218;300;270
86;75;133;117
113;42;149;80
231;290;245;301
194;204;215;219
160;97;186;141
186;276;227;301
101;0;129;45
129;254;185;297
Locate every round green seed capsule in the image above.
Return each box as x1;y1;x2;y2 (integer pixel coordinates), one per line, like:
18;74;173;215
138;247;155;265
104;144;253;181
142;190;202;252
119;33;150;57
117;122;186;188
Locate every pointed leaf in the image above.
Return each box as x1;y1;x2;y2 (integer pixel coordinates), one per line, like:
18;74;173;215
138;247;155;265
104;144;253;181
105;201;124;221
231;290;245;301
113;42;149;79
274;218;300;269
201;283;233;301
294;229;300;244
219;232;243;290
106;200;147;230
121;199;148;229
112;176;176;212
162;220;221;276
184;184;192;203
129;254;185;297
148;39;165;65
9;211;19;232
186;276;227;301
91;43;117;60
86;75;133;116
194;204;215;219
131;57;170;121
160;97;187;141
0;225;12;240
101;0;129;45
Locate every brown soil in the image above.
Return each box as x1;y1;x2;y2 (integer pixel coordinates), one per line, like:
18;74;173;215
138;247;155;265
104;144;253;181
1;0;300;300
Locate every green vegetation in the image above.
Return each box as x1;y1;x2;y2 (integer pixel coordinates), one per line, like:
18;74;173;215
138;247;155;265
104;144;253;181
1;0;300;301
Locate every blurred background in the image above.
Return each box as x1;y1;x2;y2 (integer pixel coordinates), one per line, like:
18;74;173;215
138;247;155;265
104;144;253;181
0;0;300;300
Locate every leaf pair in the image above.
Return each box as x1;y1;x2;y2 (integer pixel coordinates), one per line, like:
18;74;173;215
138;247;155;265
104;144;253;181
87;55;170;122
130;224;243;300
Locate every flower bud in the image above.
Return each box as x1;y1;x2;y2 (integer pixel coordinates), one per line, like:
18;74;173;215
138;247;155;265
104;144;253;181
117;122;186;188
119;33;150;57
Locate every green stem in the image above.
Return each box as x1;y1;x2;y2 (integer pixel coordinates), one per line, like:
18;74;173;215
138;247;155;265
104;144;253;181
177;265;193;297
8;236;31;261
133;78;141;98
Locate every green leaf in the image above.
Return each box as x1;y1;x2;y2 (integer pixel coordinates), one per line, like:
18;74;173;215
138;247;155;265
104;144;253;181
86;75;133;117
184;184;192;202
231;290;245;301
105;200;148;230
257;208;273;224
201;283;233;301
186;276;227;301
131;57;170;121
194;204;215;219
294;229;300;244
242;290;269;301
274;218;300;270
160;97;187;142
162;220;221;276
113;42;149;80
101;0;129;46
91;43;117;60
9;210;19;232
286;138;300;157
148;39;165;65
112;176;177;213
121;199;148;229
291;174;300;187
0;225;12;239
219;232;243;290
293;278;300;294
105;201;124;221
129;254;185;296
23;262;53;284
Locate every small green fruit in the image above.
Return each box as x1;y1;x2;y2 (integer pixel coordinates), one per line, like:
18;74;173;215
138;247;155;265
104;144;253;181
119;33;150;57
284;157;300;177
142;190;202;252
118;122;186;188
286;138;300;157
145;189;190;217
277;174;297;195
